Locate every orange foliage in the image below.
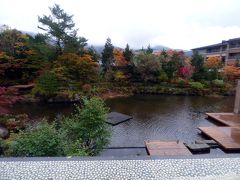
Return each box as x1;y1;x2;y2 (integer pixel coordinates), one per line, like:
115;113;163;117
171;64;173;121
204;56;222;69
222;65;240;80
113;49;128;66
54;53;99;83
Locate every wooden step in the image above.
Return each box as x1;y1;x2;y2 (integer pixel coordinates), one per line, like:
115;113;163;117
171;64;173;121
145;140;192;156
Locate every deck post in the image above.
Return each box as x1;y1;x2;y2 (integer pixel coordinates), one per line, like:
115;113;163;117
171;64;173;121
234;80;240;114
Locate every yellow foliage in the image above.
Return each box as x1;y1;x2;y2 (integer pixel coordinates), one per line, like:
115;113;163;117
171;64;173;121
204;56;222;69
55;53;99;83
115;70;126;82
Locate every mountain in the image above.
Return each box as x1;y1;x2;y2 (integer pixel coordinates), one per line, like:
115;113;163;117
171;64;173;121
68;43;194;56
152;45;170;51
21;30;36;37
90;45;123;53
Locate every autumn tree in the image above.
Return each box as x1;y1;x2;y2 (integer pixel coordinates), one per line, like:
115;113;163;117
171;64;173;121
204;56;222;69
178;66;193;80
101;38;114;73
113;48;128;67
204;56;222;80
123;44;133;62
38;4;87;56
53;53;99;84
222;65;240;80
0;27;40;85
161;50;185;79
0;27;33;58
133;52;161;82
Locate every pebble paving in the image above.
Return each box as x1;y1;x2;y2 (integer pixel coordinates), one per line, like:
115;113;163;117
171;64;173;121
0;157;240;179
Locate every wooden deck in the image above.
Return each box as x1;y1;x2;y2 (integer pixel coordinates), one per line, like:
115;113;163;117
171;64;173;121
198;127;240;150
206;113;240;127
144;140;192;156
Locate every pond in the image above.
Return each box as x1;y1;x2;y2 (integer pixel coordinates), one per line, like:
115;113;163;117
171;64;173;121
11;95;234;155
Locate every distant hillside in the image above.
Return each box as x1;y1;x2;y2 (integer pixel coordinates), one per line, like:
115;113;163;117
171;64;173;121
22;31;36;36
17;31;194;56
91;45;124;53
184;50;193;57
91;45;105;53
152;45;170;51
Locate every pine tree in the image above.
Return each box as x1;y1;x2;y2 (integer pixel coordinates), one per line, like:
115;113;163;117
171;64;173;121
123;44;133;62
191;52;206;80
38;4;87;56
146;44;153;54
191;52;204;70
101;38;114;73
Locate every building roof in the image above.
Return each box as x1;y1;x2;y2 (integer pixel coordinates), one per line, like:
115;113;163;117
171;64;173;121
192;43;223;50
192;37;240;50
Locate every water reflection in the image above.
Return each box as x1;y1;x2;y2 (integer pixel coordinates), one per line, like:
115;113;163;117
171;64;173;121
105;95;234;147
11;95;234;147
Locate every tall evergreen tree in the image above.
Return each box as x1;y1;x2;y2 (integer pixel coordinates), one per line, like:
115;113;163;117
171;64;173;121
146;44;153;54
123;44;133;62
101;38;114;73
38;4;87;56
191;52;206;80
64;36;87;55
191;52;204;70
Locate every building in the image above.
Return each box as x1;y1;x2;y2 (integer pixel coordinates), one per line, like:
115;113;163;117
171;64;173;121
192;37;240;65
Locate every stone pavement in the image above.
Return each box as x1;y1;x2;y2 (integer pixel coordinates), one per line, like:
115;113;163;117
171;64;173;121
0;155;240;179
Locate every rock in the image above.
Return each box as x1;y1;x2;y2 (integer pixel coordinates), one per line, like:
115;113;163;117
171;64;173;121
185;143;210;154
0;126;9;139
195;140;219;148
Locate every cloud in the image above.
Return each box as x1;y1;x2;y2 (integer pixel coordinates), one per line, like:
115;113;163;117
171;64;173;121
1;0;240;50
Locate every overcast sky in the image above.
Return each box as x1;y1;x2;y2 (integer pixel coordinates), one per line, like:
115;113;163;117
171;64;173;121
1;0;240;50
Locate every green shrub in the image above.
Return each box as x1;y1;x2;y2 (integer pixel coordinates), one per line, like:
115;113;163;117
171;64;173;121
60;138;88;156
61;97;110;155
212;79;224;87
9;122;62;157
176;79;186;87
199;80;210;88
159;70;168;82
189;82;204;90
4;97;110;157
32;71;59;98
206;69;219;81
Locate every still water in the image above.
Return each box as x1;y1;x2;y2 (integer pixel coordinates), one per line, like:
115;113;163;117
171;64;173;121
11;95;234;148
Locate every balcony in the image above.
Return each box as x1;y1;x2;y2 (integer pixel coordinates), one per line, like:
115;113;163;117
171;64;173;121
229;47;240;53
